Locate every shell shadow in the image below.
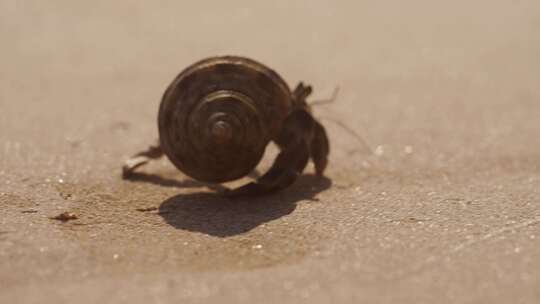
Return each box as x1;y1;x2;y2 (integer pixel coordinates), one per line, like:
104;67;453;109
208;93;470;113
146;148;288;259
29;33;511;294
158;174;332;237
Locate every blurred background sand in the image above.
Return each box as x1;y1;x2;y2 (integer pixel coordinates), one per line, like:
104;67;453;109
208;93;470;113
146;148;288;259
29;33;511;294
1;1;539;303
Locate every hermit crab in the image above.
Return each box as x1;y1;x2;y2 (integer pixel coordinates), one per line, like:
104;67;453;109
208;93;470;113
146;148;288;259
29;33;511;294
122;56;329;196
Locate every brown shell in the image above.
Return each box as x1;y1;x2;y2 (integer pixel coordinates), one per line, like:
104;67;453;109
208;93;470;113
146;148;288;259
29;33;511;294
158;56;293;183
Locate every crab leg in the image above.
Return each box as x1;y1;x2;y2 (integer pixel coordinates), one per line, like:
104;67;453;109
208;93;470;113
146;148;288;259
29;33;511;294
224;110;314;197
122;142;164;178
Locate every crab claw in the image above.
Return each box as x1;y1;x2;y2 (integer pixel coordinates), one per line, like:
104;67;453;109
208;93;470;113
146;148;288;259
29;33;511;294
310;120;329;176
224;110;314;197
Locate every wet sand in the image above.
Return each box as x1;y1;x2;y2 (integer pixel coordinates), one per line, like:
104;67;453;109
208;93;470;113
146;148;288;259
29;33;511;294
1;1;539;303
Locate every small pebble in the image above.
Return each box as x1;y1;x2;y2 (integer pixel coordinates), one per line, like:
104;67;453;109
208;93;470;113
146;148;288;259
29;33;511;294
21;209;38;214
136;207;158;212
50;212;78;222
375;145;384;156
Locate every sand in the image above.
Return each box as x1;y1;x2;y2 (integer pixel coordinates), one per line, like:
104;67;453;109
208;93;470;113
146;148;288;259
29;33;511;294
1;1;539;303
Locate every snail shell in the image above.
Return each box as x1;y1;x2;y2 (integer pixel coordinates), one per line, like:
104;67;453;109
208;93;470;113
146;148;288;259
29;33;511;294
158;56;293;183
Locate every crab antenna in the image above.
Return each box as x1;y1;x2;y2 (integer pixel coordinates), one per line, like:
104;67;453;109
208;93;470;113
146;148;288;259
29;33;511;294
319;116;373;155
310;86;340;106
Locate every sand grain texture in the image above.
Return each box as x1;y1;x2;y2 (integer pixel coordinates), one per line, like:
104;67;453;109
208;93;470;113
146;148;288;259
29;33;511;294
1;1;539;303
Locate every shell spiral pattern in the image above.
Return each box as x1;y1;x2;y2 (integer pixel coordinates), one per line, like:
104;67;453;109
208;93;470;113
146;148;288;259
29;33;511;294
158;56;292;183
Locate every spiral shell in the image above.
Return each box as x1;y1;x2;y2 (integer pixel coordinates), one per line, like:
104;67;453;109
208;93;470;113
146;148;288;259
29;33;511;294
158;56;293;183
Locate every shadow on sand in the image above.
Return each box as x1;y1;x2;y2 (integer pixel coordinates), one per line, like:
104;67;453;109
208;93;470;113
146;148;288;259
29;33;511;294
158;174;332;237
